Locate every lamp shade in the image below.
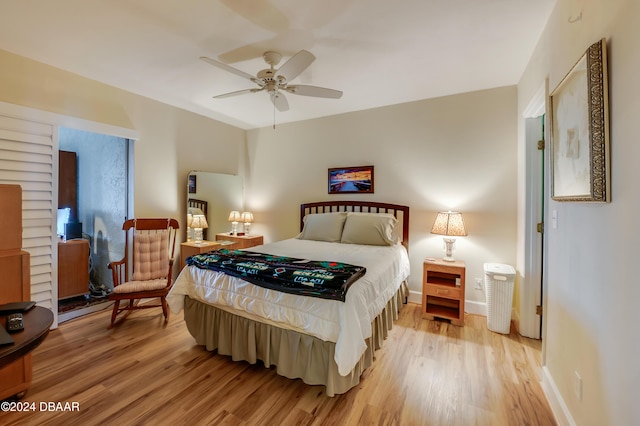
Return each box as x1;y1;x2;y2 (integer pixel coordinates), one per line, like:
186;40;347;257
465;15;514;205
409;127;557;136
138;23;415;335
228;211;241;222
191;214;208;229
241;212;254;223
431;211;467;236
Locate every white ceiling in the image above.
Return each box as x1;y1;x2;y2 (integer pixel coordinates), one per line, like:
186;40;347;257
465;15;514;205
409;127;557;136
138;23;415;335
0;0;555;130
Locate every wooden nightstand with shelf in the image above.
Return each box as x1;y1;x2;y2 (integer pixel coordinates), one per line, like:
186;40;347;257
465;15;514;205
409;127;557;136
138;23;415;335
180;240;222;269
215;233;263;250
422;258;466;326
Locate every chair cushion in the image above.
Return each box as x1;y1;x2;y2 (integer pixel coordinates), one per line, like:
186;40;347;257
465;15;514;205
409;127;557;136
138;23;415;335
131;231;169;281
112;279;168;294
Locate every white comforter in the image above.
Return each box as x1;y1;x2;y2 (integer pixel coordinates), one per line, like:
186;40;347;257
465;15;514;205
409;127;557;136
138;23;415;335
167;238;410;375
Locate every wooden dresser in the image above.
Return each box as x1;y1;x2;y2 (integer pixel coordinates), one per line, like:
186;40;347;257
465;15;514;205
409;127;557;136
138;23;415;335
215;233;263;250
180;240;222;269
58;239;90;300
0;184;33;400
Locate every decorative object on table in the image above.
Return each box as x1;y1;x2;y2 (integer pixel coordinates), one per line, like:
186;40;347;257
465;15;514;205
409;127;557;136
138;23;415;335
549;38;610;202
228;211;241;236
191;214;208;243
241;212;254;235
328;165;374;194
430;211;467;262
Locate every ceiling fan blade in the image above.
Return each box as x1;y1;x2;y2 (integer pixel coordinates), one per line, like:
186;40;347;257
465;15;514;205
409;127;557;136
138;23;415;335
285;85;343;99
200;56;255;81
275;50;315;81
270;91;289;112
213;88;263;99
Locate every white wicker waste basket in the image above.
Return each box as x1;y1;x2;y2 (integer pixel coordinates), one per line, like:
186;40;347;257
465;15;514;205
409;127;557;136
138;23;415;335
484;263;516;334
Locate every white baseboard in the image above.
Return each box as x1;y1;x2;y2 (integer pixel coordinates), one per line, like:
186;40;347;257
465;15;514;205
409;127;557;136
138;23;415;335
58;301;113;323
541;366;575;426
465;300;487;316
407;290;422;305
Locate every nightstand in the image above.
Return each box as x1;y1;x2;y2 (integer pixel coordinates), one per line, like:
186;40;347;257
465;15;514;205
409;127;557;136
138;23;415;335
422;258;466;326
215;233;263;250
181;240;222;269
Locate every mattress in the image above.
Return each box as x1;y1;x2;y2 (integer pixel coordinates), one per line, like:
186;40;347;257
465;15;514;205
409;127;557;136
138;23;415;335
167;238;410;375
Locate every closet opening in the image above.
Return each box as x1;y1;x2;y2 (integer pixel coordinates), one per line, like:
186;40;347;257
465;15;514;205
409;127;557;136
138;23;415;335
57;127;131;322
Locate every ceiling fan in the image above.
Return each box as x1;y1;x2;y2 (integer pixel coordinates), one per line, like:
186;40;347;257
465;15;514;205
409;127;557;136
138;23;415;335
200;50;343;112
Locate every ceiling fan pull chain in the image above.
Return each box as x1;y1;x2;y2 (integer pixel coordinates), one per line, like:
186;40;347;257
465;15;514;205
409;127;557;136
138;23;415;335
273;101;276;130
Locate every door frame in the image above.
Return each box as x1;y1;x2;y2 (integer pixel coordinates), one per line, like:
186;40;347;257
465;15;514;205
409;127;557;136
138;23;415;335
0;100;138;328
520;82;546;339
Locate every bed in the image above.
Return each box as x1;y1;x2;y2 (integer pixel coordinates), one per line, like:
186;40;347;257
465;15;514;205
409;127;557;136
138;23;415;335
167;201;410;396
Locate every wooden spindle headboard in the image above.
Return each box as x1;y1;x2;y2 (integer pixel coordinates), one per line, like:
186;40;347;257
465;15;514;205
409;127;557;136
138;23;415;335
300;201;410;251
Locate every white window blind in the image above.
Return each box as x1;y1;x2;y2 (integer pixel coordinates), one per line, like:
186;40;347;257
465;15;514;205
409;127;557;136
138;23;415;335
0;114;56;315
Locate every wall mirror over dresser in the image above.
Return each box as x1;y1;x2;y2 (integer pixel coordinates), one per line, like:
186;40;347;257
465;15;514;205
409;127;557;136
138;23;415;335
186;171;243;241
183;171;257;268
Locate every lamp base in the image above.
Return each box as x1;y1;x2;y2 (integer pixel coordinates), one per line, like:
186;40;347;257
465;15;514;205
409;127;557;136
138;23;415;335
194;228;204;243
442;237;457;262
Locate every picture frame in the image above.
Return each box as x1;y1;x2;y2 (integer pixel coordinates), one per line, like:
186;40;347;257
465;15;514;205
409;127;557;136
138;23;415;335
328;165;374;194
549;38;610;202
188;174;197;194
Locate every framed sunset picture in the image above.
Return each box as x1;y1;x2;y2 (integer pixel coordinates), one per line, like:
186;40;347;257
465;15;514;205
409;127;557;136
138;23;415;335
328;166;374;194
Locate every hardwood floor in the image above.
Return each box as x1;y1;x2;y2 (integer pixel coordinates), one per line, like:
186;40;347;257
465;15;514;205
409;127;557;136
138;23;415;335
0;303;556;425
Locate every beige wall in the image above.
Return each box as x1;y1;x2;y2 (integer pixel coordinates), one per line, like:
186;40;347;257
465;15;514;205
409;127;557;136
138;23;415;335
0;48;518;309
518;0;639;424
246;87;518;304
0;48;246;236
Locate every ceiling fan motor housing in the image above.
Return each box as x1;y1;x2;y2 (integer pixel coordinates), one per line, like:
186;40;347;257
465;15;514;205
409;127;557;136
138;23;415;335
257;68;276;80
257;69;283;92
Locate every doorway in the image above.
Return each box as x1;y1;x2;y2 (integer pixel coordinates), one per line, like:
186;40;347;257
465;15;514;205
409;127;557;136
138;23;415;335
57;127;130;322
520;80;546;339
521;116;544;339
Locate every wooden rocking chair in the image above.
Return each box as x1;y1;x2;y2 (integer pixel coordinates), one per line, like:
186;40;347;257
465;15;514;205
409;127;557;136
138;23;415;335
107;218;179;328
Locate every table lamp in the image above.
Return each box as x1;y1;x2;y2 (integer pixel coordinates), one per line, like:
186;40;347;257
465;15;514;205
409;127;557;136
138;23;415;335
191;214;208;243
228;210;241;236
241;212;254;236
430;211;467;262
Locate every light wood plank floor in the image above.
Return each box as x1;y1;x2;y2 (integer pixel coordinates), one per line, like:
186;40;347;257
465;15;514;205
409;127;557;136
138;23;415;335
0;303;556;425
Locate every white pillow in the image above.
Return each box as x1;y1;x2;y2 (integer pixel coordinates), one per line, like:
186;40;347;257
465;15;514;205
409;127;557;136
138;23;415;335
340;212;398;246
299;212;348;242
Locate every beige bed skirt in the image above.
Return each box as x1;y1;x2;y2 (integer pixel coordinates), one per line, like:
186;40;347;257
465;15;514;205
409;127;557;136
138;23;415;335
183;281;408;397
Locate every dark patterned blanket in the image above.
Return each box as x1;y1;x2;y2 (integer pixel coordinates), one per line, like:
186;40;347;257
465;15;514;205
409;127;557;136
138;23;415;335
186;249;366;302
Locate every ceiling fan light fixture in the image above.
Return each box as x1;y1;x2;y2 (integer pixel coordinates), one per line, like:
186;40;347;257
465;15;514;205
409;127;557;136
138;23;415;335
201;49;342;110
